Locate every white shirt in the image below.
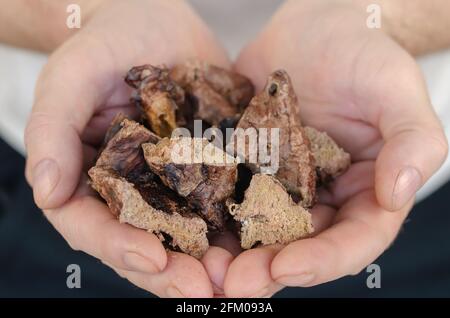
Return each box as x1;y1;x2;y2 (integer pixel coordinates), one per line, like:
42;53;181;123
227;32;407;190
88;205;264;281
0;0;449;201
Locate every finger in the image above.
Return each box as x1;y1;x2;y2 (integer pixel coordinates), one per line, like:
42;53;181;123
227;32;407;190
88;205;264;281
224;245;282;298
110;251;214;298
44;187;167;275
318;161;375;208
81;104;140;146
82;144;98;173
201;246;234;296
310;204;337;234
25;36;114;209
271;190;412;287
223;205;335;297
369;57;448;211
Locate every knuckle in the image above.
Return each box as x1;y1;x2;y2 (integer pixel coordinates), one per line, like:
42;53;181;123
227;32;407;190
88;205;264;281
47;208;82;252
24;111;57;148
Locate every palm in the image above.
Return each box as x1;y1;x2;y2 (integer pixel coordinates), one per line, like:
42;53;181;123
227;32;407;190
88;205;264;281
224;9;418;297
28;0;234;298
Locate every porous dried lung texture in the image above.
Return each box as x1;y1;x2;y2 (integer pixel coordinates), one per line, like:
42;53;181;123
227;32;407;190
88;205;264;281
143;137;238;230
305;127;351;184
125;65;186;137
170;60;254;126
89;117;209;258
234;70;317;207
228;174;313;249
89;167;208;259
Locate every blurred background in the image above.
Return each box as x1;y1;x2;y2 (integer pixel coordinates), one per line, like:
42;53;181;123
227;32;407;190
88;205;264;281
0;0;449;297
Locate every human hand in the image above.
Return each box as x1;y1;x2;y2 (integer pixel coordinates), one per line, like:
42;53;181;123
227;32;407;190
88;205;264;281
25;0;234;298
226;0;448;297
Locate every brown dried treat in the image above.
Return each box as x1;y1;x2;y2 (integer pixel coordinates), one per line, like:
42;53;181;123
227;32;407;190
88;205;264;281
125;65;186;137
90;117;209;258
103;113;127;146
95;118;160;177
89;167;208;258
228;174;313;249
305;127;351;185
143;137;238;230
233;70;317;207
170;60;254;126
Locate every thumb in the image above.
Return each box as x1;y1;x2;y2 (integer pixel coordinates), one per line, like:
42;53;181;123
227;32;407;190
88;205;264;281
375;62;448;211
25;41;109;209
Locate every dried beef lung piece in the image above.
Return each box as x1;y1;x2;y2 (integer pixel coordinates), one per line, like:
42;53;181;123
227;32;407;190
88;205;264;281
89;167;208;258
125;65;186;137
170;60;254;126
228;174;313;249
89;117;209;258
233;70;317;207
305;126;351;185
143;137;238;230
95;117;160;177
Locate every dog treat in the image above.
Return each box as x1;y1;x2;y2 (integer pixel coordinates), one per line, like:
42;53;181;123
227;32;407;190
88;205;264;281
170;60;254;126
233;70;317;207
305;127;351;184
95;117;160;178
89;63;353;258
89;117;209;258
125;65;186;137
143;137;238;230
228;174;313;249
89;167;208;259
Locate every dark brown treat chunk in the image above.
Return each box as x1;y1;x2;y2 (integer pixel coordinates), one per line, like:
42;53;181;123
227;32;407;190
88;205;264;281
103;113;127;145
89;117;209;258
89;167;208;259
228;174;313;249
95;117;160;177
125;65;186;137
305;127;351;184
170;60;254;126
232;70;317;207
143;137;238;230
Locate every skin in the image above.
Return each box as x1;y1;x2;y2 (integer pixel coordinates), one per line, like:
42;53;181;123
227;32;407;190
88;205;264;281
0;0;449;298
20;0;233;298
226;0;449;297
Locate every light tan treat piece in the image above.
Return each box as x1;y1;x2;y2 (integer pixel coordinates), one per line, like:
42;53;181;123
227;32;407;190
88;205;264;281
89;167;209;259
228;174;313;249
125;65;185;137
170;59;254;126
305;127;351;184
233;70;317;207
143;137;238;230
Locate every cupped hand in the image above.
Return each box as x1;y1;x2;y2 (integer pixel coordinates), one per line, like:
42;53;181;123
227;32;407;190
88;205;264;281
24;0;235;298
226;0;448;297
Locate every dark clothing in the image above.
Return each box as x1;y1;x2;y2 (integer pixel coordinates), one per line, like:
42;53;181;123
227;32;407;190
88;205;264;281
0;138;449;297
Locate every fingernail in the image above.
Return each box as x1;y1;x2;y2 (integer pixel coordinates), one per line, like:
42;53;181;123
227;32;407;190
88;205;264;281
392;167;422;211
275;273;315;287
166;286;185;298
123;252;160;274
32;159;59;206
